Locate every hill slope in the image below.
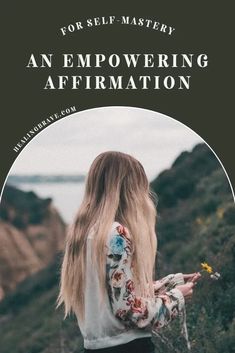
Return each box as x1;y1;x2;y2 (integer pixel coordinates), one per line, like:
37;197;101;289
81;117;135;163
151;143;235;353
0;185;66;299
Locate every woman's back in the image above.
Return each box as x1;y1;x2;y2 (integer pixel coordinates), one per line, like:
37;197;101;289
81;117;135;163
79;221;152;349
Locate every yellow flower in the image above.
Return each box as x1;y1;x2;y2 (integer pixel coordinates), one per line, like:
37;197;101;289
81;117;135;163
201;262;213;273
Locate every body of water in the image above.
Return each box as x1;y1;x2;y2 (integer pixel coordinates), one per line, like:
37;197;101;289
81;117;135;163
10;182;86;224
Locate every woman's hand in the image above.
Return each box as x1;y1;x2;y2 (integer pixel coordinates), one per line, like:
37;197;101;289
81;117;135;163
183;272;201;283
177;272;201;299
176;282;194;298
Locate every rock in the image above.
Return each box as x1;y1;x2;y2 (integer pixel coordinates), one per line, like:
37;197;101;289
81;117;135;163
0;185;66;299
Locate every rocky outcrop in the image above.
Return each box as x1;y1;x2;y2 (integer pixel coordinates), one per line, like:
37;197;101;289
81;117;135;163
0;185;66;299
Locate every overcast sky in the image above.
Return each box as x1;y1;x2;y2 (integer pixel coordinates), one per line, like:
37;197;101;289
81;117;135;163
9;107;203;181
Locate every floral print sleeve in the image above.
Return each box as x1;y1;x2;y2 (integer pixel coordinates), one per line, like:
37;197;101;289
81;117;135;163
106;224;185;333
153;273;185;295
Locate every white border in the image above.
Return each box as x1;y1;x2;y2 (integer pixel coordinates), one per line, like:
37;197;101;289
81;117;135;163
0;106;234;203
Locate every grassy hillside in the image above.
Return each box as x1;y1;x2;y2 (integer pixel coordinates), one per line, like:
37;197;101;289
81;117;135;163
151;143;235;353
0;143;234;353
0;256;83;353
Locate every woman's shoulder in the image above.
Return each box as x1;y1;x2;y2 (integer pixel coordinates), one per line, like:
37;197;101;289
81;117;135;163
110;221;130;238
87;221;127;240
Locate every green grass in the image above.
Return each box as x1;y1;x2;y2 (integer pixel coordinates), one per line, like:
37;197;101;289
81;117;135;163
0;258;83;353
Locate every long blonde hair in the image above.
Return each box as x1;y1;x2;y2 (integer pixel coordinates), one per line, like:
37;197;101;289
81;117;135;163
57;151;157;320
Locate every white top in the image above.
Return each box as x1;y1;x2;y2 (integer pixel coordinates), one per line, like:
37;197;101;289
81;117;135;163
76;221;185;349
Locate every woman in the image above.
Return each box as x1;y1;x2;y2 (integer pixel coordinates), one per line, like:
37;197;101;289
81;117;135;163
57;151;200;353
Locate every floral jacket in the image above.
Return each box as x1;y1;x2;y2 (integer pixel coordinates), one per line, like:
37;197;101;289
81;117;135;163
106;224;185;335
